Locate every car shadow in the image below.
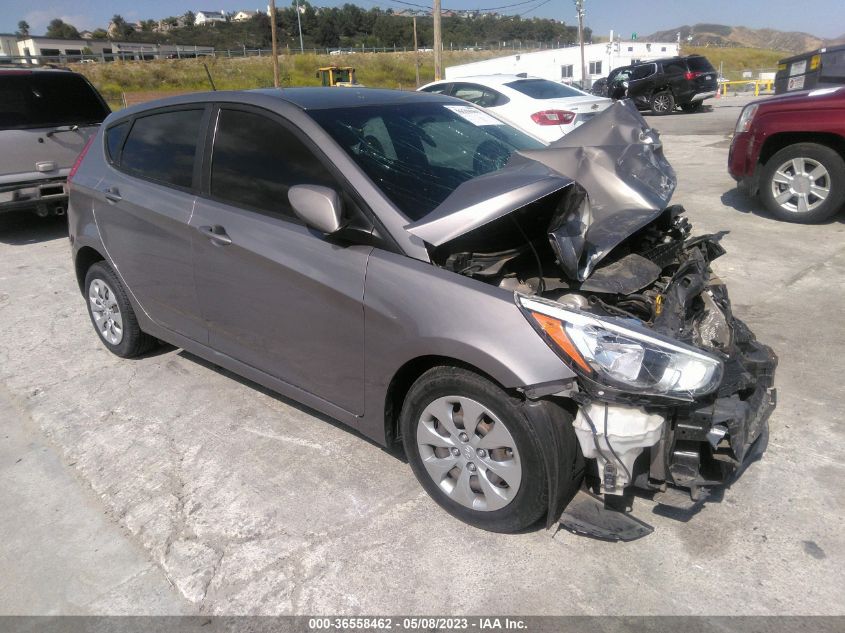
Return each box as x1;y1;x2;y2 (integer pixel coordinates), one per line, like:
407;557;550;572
175;348;402;458
720;187;845;224
0;211;68;245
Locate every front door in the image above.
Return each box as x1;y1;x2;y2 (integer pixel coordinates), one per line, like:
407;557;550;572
190;106;369;415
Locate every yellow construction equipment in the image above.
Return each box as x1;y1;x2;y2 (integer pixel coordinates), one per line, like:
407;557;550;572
316;66;359;87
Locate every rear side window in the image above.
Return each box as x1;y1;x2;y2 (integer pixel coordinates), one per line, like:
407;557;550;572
0;72;109;131
662;60;687;75
504;79;583;99
210;108;335;219
121;110;203;189
105;122;130;163
686;57;715;72
451;83;509;107
632;64;657;80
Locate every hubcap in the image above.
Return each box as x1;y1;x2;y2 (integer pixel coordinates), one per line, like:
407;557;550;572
416;395;522;512
88;278;123;345
771;157;830;214
654;95;671;112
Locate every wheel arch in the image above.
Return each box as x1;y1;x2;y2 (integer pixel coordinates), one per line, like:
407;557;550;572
758;132;845;167
382;355;509;451
74;246;106;293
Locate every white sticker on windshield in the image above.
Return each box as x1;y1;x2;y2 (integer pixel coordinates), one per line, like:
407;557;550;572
444;105;504;126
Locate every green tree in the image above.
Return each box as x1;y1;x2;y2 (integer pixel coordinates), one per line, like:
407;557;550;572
16;20;30;36
46;18;80;39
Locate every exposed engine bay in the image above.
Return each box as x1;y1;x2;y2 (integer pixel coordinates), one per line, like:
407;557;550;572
407;100;777;516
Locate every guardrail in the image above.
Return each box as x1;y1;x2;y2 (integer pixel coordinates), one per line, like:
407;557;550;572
719;79;774;97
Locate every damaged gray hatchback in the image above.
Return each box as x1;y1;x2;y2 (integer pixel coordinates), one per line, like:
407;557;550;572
68;88;777;534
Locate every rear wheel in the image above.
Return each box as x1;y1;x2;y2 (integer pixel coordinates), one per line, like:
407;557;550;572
84;262;158;358
650;91;675;115
760;143;845;223
400;366;573;533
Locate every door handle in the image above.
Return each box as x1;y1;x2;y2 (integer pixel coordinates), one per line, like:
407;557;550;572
103;186;121;203
197;225;232;246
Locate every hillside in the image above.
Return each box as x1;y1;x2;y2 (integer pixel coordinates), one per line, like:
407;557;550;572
646;23;842;53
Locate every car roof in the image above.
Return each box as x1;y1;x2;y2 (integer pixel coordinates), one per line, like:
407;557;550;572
0;66;74;75
251;87;453;109
427;74;542;86
111;87;460;120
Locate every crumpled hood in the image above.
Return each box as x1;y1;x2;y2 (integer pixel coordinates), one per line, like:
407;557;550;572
406;100;677;281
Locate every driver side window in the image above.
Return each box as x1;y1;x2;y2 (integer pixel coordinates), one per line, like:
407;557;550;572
210;108;336;221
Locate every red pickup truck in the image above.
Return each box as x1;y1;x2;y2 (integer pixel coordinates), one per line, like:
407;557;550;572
728;86;845;223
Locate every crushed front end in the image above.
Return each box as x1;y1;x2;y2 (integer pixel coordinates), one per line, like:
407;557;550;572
408;100;777;511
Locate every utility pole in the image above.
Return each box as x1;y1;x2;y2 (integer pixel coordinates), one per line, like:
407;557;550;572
295;0;305;54
413;16;420;87
574;0;586;89
269;0;280;87
433;0;442;80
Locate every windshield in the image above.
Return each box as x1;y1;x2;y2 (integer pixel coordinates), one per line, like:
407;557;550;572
504;79;586;99
308;102;545;220
686;57;715;72
0;72;109;131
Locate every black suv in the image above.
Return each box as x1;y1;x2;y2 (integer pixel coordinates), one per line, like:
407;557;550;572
599;55;718;115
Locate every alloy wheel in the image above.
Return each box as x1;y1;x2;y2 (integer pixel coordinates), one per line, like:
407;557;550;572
415;395;522;511
653;94;672;113
770;157;831;214
89;278;124;345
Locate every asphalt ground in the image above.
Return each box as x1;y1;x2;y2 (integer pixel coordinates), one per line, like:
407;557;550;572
0;94;842;616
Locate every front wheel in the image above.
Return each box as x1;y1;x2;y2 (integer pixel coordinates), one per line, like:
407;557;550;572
760;143;845;223
400;367;574;532
650;91;675;115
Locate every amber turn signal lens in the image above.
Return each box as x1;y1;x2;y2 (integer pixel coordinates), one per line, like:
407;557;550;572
530;311;592;373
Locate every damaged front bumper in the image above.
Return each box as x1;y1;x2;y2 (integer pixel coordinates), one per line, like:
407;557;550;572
659;323;777;499
570;318;777;505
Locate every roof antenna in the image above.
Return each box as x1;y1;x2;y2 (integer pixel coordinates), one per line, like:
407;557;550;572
203;63;217;91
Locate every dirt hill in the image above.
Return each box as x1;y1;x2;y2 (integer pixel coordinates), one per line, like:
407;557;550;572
645;24;842;53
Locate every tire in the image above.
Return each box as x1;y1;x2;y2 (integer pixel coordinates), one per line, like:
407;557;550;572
84;261;158;358
650;91;675;115
680;102;701;113
400;366;576;533
760;143;845;224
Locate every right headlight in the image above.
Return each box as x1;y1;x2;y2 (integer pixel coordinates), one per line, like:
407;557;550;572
518;295;723;401
735;103;758;133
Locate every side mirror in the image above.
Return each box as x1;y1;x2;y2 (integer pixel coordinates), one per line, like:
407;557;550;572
288;185;344;234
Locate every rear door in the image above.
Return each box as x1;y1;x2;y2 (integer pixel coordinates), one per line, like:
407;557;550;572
0;72;108;188
190;105;369;415
661;59;690;101
93;106;209;342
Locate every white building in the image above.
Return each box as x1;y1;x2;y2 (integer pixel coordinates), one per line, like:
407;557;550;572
5;36;214;63
445;40;680;86
195;10;227;25
232;10;259;21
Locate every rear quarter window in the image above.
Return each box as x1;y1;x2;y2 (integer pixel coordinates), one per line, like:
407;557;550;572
686;57;716;73
120;109;204;189
105;121;130;163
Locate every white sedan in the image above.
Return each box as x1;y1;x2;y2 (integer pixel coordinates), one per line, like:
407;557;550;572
419;74;612;143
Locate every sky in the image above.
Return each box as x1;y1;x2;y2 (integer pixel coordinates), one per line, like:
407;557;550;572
0;0;842;39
